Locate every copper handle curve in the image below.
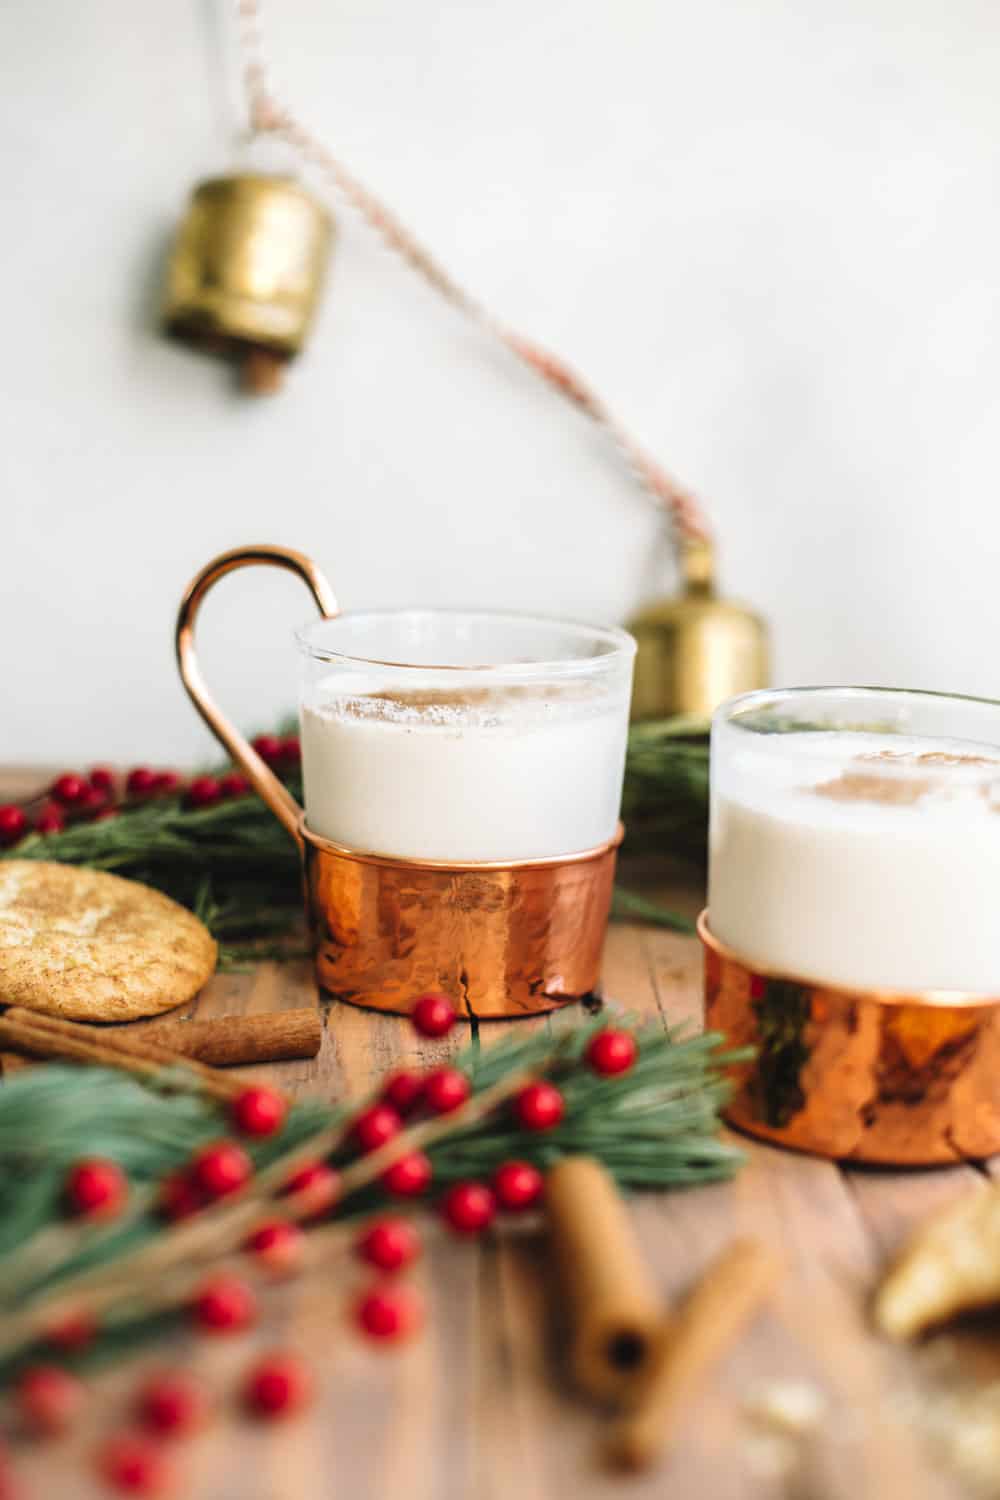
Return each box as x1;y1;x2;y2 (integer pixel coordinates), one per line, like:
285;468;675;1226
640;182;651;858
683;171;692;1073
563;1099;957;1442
175;545;338;849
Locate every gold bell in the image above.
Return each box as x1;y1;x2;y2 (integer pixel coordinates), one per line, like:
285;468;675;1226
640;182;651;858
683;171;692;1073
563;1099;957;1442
628;538;769;721
163;173;334;395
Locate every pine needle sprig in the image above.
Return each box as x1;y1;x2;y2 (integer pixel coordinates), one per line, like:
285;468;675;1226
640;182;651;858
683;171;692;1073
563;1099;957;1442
0;1017;747;1380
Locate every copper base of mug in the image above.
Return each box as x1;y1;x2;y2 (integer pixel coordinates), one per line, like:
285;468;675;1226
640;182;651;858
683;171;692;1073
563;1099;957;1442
303;822;623;1018
700;911;1000;1165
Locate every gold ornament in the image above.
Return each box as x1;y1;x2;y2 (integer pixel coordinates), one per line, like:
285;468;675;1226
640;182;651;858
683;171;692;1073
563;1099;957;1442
163;173;333;394
628;538;768;721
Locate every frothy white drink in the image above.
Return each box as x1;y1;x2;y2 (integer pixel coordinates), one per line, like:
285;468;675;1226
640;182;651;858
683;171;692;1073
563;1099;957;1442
709;731;1000;993
301;679;628;862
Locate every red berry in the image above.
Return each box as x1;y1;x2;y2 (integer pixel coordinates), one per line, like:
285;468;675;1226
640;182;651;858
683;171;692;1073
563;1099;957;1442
277;736;301;766
219;772;251;799
17;1365;85;1436
45;1309;97;1353
382;1070;424;1115
493;1160;544;1212
247;1220;304;1275
192;1275;257;1334
231;1086;286;1137
191;1141;252;1199
125;767;158;798
750;973;768;1000
154;771;181;795
51;773;88;805
355;1286;422;1343
243;1352;313;1420
352;1103;402;1154
158;1170;206;1222
185;775;221;809
251;734;283;765
34;803;65;835
136;1371;208;1437
89;767;115;792
441;1181;496;1235
411;992;457;1038
423;1067;470;1115
0;1454;19;1500
79;786;109;816
66;1158;128;1219
514;1082;565;1132
0;805;28;847
96;1433;171;1494
382;1151;433;1198
356;1217;421;1273
283;1161;340;1218
586;1029;639;1077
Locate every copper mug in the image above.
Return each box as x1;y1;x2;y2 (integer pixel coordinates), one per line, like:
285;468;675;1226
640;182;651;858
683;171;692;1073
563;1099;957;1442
176;546;636;1018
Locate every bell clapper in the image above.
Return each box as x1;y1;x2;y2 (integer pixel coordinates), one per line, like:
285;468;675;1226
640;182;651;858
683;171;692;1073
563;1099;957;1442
240;347;287;396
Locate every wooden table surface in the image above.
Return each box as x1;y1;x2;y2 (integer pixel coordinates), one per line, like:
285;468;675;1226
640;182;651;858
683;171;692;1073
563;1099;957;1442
3;772;992;1500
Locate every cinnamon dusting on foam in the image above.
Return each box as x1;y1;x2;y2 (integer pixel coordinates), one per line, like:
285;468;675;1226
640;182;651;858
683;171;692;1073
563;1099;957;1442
810;749;1000;807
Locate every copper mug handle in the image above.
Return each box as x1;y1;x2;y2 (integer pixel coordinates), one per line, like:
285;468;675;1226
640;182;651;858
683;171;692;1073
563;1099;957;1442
175;545;338;851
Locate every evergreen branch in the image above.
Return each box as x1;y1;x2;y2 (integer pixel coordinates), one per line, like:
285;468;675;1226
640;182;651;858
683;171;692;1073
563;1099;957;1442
0;1017;747;1379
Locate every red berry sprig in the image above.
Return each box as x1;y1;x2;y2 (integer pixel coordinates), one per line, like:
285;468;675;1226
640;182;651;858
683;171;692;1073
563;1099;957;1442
440;1181;496;1236
158;1170;207;1223
382;1070;424;1114
96;1433;172;1495
411;993;457;1038
16;1366;85;1436
284;1161;341;1218
34;803;65;835
185;776;222;810
356;1218;421;1273
422;1067;470;1115
251;734;283;765
219;772;251;799
352;1104;402;1153
136;1371;209;1438
355;1286;422;1343
247;1220;305;1276
243;1352;313;1419
192;1275;257;1334
231;1085;286;1137
65;1158;128;1219
125;767;158;798
382;1151;433;1198
45;1310;97;1354
513;1082;565;1132
191;1141;253;1199
586;1028;638;1076
51;773;89;806
493;1160;544;1212
0;805;28;847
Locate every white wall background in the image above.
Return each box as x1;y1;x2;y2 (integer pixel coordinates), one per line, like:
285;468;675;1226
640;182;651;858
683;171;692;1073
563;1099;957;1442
4;0;1000;765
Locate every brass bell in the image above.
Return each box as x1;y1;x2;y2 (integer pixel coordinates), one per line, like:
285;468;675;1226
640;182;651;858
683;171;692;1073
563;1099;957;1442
163;173;334;394
628;538;769;721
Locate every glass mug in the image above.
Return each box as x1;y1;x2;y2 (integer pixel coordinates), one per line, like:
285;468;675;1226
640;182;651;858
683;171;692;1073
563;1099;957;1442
176;545;636;1017
701;686;1000;1163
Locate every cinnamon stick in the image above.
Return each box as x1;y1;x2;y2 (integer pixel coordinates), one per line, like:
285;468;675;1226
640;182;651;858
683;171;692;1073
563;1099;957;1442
544;1157;666;1404
605;1238;780;1471
130;1009;322;1066
0;1009;243;1101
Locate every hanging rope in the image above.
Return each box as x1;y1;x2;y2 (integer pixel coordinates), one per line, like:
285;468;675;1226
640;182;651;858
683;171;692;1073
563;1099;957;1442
235;0;712;548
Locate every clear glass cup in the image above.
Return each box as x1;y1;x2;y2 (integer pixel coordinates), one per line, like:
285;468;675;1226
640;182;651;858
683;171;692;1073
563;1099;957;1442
296;609;636;863
708;686;1000;993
